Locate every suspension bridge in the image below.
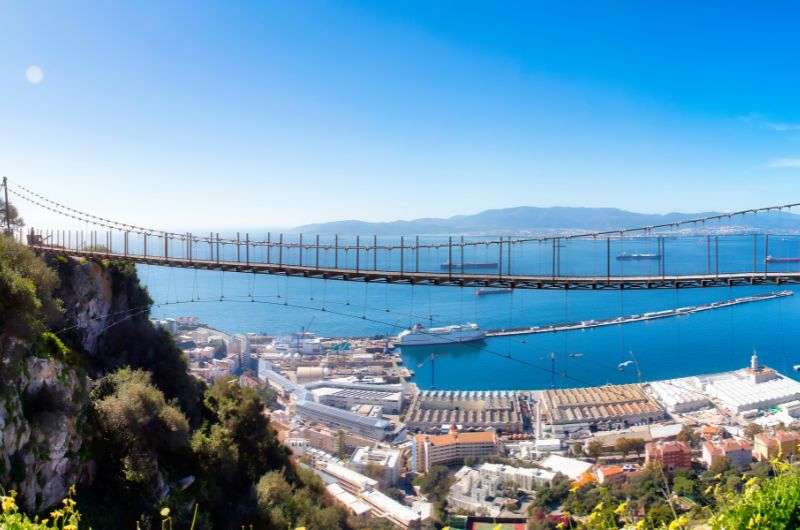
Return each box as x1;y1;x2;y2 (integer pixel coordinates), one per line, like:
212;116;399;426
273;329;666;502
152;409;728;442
6;177;800;392
6;178;800;290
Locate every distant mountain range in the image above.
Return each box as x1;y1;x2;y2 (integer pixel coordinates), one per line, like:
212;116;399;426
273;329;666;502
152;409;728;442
291;206;800;235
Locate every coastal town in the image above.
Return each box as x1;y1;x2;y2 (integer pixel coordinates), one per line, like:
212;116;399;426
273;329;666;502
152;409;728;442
156;315;800;529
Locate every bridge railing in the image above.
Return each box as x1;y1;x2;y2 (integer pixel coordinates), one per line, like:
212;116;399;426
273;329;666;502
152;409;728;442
23;226;800;280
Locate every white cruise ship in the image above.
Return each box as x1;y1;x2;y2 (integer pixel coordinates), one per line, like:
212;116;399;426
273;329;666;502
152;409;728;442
397;323;485;346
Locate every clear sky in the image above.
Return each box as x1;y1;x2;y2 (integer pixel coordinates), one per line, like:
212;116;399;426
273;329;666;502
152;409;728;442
3;1;800;229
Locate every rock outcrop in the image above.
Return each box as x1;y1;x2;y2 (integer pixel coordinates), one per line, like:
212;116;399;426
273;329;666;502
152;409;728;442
0;256;163;512
0;355;87;511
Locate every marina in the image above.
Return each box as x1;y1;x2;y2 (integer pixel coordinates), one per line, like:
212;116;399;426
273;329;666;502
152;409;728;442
484;290;793;338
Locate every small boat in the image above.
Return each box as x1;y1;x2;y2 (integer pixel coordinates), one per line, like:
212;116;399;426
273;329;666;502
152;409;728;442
616;253;661;261
766;255;800;263
618;360;634;370
476;287;512;296
568;352;583;358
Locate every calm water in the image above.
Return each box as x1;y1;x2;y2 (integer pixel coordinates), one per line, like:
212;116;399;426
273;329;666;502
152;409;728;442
142;240;800;390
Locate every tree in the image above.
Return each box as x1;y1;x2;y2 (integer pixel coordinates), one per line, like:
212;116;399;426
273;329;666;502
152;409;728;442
676;425;700;446
531;473;572;510
365;461;384;482
416;465;452;501
0;236;61;347
707;455;732;476
85;368;191;527
335;430;349;460
192;378;295;528
629;437;646;457
672;474;695;497
587;439;605;461
615;437;646;457
744;423;764;439
615;437;634;457
0;198;24;229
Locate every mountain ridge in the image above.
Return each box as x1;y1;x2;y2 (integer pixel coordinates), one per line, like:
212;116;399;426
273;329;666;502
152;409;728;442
291;205;800;235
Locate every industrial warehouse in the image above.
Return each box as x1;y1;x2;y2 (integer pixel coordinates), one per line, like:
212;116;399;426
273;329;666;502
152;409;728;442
540;383;667;437
405;390;526;433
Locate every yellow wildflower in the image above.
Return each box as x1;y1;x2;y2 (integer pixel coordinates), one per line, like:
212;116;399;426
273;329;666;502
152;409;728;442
1;493;17;514
160;507;171;517
64;525;78;530
668;515;689;529
747;513;766;529
614;501;627;515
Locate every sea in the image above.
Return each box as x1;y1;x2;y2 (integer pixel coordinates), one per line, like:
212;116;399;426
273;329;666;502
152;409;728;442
142;233;800;391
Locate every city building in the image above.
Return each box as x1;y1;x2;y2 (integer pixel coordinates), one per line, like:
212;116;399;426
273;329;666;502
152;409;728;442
307;381;403;414
447;464;547;517
257;362;305;396
152;318;178;334
595;465;627;485
753;430;800;461
412;424;499;473
703;355;800;414
477;462;555;491
541;384;666;438
293;399;394;441
350;446;402;486
317;462;421;528
405;390;523;433
539;454;594;481
447;467;488;514
325;483;372;518
702;439;753;469
295;424;381;454
645;441;692;471
649;378;711;413
285;436;311;455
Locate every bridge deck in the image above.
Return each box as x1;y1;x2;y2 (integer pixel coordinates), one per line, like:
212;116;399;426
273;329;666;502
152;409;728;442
33;246;800;289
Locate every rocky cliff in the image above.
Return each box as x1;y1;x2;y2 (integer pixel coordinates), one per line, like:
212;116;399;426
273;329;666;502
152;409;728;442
0;255;198;512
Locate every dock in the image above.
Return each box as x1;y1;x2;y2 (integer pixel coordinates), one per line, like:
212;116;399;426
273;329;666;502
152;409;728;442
485;290;793;338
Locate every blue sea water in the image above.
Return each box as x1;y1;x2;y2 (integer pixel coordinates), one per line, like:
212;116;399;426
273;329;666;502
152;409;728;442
139;233;800;389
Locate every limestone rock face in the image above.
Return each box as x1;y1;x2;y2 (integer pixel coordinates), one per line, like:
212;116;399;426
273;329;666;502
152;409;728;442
0;356;86;512
0;257;130;512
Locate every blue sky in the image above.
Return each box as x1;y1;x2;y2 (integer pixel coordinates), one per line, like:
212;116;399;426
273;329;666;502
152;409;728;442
3;1;800;228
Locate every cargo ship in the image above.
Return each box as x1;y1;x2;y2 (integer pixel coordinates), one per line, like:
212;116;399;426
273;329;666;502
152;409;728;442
616;253;661;261
765;255;800;263
397;323;485;346
440;261;498;271
476;287;512;296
